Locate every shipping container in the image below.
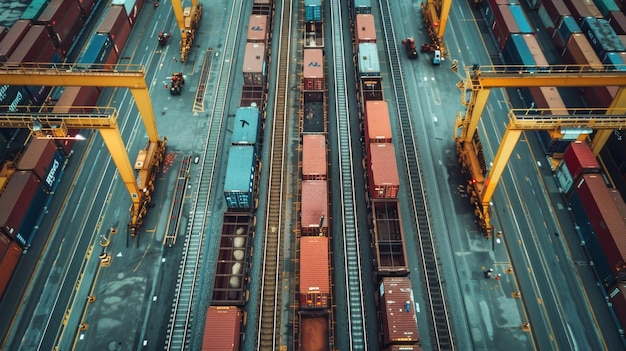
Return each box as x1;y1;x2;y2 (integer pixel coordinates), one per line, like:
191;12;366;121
98;5;132;56
509;4;533;33
555;161;574;193
78;0;97;17
523;34;549;67
16;174;47;247
247;15;268;44
354;0;372;15
231;106;261;147
0;171;42;241
299;236;330;309
608;11;626;35
356;14;376;44
302;134;327;180
575;174;626;280
0;26;7;42
301;180;328;235
553;16;582;51
372;200;409;276
493;4;521;52
54;86;101;113
77;33;116;68
537;5;555;35
112;0;139;25
607;282;626;330
202;306;242;351
503;33;537;67
0;20;32;62
303;49;324;91
0;84;34;112
211;213;252;305
17;139;56;181
0;238;22;300
562;33;603;70
610;188;626;222
37;0;84;55
358;43;381;76
7;24;56;63
583;85;617;108
379;277;420;348
541;0;571;26
368;143;400;199
563;0;603;21
563;142;601;180
305;0;322;22
41;150;64;193
0;232;10;259
21;0;49;21
364;100;392;145
580;17;625;59
224;145;256;209
592;0;620;17
243;43;266;86
298;312;330;351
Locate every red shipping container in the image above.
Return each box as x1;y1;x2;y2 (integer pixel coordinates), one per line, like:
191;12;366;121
0;171;41;240
610;189;626;222
364;100;392;144
303;49;324;91
54;86;102;112
528;86;568;113
112;0;140;26
299;236;330;309
493;4;521;51
0;232;11;259
202;306;242;351
243;43;266;86
0;239;23;300
302;134;327;180
562;0;603;21
7;25;56;63
575;174;626;280
0;20;33;62
98;5;132;57
247;15;269;44
608;11;626;35
563;142;600;180
17;139;57;181
301;180;328;235
541;0;571;27
369;143;400;199
38;0;84;55
608;282;626;330
379;277;420;347
356;14;376;44
583;85;617;108
78;0;97;17
562;33;603;69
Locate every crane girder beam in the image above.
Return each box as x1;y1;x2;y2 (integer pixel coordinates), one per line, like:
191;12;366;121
465;65;626;87
0;107;119;129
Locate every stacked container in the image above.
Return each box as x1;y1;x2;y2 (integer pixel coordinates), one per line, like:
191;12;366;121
299;236;330;309
224;145;256;209
300;180;328;235
303;49;324;91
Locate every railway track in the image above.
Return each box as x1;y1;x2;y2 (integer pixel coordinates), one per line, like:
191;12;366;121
256;0;291;348
163;2;243;350
378;0;455;349
329;0;368;349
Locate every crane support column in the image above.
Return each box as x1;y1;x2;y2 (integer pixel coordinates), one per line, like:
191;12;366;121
129;88;159;142
97;128;142;208
481;128;523;209
461;88;491;142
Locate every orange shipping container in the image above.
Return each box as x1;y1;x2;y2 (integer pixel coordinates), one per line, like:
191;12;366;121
561;33;603;70
368;143;399;199
247;15;269;44
202;306;242;351
301;180;328;235
302;134;327;180
303;49;324;91
364;100;392;144
379;277;420;348
0;234;23;300
356;14;376;44
299;236;330;309
243;43;266;86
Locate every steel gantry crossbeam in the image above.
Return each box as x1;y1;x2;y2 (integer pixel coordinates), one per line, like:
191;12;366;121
454;64;626;237
0;62;166;237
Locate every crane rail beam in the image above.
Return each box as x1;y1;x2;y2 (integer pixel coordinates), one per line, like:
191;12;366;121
0;108;119;128
464;65;626;87
0;63;147;87
508;111;626;129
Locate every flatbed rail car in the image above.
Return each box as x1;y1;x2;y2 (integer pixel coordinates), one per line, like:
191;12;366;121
210;212;255;306
371;199;409;277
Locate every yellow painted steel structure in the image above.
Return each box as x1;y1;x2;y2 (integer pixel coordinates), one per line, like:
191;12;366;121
421;0;452;56
454;64;626;237
0;63;166;237
171;0;202;62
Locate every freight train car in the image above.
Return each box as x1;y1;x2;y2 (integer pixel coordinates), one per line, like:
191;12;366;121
378;277;421;350
202;306;243;351
224;145;258;210
300;180;328;235
299;236;330;309
210;212;254;306
298;311;330;351
371;200;409;276
0;232;22;300
302;134;327;181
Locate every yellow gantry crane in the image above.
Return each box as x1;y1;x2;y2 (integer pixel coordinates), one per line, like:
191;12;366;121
421;0;452;57
455;64;626;237
0;63;167;238
171;0;202;62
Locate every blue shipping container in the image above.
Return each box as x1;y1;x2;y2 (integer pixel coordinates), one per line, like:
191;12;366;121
0;85;33;112
232;106;260;147
557;16;581;43
580;17;625;59
21;0;50;21
305;0;322;22
354;0;372;15
224;145;256;209
358;43;380;76
503;34;536;66
41;150;65;194
78;33;114;67
592;0;620;18
15;179;47;248
568;190;617;287
483;1;495;27
509;4;534;34
603;52;626;70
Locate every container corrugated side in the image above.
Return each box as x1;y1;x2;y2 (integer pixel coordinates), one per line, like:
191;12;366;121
523;33;549;67
509;4;533;33
503;33;535;66
224;145;256;209
562;33;603;70
368;143;400;199
358;43;380;76
17;139;56;181
247;15;268;44
16;176;47;248
608;10;626;35
356;14;376;43
300;180;328;235
98;5;132;56
553;16;581;51
303;49;324;91
541;0;571;25
202;306;242;351
493;4;520;51
364;100;392;144
304;0;322;22
232;106;260;146
41;150;65;193
563;0;603;21
21;0;49;21
0;20;32;62
0;239;22;300
581;17;625;59
379;277;420;347
302;134;327;180
583;85;617;108
563;142;600;179
593;0;620;17
112;0;138;25
243;43;266;86
0;171;41;240
299;236;330;309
